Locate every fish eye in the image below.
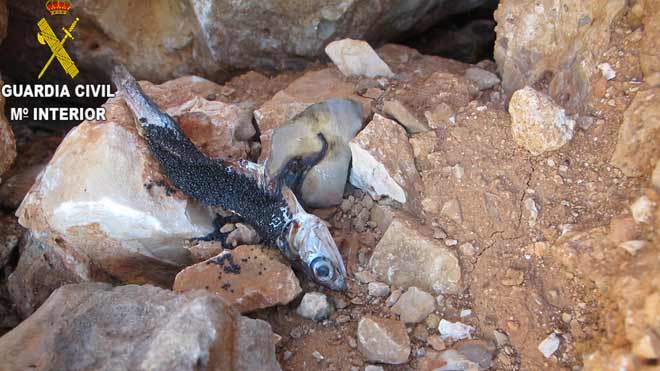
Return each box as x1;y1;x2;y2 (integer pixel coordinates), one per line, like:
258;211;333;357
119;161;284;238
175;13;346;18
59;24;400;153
313;260;334;282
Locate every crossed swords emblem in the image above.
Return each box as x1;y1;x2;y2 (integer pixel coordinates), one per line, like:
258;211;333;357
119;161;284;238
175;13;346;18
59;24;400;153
37;17;80;79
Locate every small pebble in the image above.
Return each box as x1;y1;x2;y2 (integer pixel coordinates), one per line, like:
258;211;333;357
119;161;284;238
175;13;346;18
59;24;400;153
312;351;324;362
368;282;390;297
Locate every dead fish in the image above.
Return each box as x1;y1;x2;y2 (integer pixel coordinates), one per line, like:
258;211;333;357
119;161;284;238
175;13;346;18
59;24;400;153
111;65;347;291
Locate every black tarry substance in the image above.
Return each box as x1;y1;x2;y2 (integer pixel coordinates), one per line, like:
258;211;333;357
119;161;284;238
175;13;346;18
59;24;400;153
112;66;291;246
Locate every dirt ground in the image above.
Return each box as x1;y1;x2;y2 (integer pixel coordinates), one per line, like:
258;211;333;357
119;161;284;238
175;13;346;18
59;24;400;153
0;10;657;371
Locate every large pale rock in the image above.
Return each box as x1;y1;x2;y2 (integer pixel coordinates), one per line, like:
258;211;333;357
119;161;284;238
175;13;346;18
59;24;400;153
2;0;488;83
349;114;421;204
357;316;411;365
256;69;370;164
494;0;626;111
325;39;394;78
611;89;660;177
0;78;16;181
7;233;86;318
509;86;575;155
265;98;364;207
174;245;302;313
16;77;253;286
0;283;281;371
368;214;461;294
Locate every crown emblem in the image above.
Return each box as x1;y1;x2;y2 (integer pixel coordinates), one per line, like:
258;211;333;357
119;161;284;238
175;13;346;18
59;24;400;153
46;0;72;16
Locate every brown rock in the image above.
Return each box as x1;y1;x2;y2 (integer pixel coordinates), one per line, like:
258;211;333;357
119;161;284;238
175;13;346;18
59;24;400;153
611;88;660;177
383;100;430;134
0;78;16;180
608;215;642;244
357;315;411;365
174;245;302;313
0;283;281;371
7;233;86;318
640;4;660;79
369;213;461;294
494;0;626;111
349;114;422;204
0;164;45;209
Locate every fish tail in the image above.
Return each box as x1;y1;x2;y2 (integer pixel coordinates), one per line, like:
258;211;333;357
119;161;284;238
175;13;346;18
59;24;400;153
110;64;180;133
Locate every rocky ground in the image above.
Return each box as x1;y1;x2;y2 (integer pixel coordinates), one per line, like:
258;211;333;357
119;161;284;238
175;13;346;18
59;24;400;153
1;0;660;371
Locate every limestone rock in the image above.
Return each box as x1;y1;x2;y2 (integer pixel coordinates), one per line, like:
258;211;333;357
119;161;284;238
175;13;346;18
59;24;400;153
494;0;626;111
325;39;394;78
368;214;461;294
383;100;430;134
7;233;86;318
0;78;16;181
509;87;575;155
390;286;436;324
464;67;500;90
611;88;660;177
174;245;302;313
265;98;364;207
15;77;254;286
349;114;421;204
357;316;411;365
296;292;333;322
0;283;281;371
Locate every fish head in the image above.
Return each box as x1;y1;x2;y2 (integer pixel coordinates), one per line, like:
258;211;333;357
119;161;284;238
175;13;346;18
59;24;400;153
285;212;347;291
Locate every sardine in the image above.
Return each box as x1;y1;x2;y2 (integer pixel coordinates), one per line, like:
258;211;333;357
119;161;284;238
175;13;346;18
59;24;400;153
111;65;347;291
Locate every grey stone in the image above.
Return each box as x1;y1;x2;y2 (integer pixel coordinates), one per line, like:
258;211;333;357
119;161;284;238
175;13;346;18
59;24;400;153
0;283;281;371
464;67;500;90
266;99;363;207
368;282;391;297
390;287;435;324
296;292;333;321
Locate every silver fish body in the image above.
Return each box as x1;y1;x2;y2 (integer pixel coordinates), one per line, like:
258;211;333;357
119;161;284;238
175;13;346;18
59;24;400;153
111;64;347;291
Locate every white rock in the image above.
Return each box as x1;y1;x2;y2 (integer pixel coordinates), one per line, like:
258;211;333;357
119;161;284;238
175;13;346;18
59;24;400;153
17;109;216;285
538;333;561;358
325;39;394;78
630;195;656;224
619;240;648;255
296;292;333;321
509;86;576;156
349;114;421;203
368;282;391;297
438;319;474;341
464;67;501;90
390;287;435;324
365;365;385;371
598;63;617;80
